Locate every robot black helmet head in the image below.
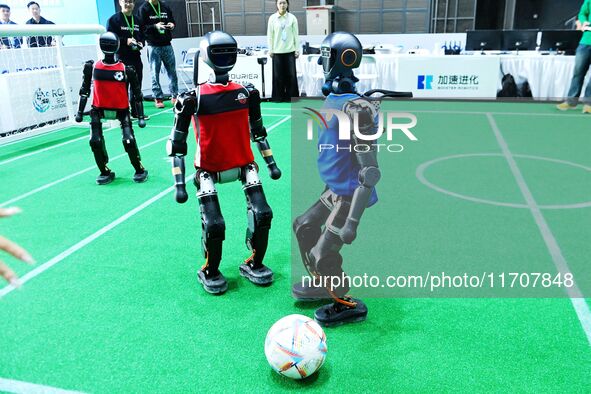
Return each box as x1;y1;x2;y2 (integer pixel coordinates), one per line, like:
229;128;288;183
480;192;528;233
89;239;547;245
320;32;362;81
99;32;119;55
200;30;238;75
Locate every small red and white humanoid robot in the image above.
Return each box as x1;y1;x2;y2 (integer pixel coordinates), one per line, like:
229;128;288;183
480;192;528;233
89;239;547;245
75;32;148;185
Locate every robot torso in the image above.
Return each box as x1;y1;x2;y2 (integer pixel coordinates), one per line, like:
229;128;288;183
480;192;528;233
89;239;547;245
317;93;378;206
92;60;129;110
192;82;255;172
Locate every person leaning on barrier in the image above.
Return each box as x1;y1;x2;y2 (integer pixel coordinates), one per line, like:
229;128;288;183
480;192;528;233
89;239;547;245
25;1;55;48
0;4;22;49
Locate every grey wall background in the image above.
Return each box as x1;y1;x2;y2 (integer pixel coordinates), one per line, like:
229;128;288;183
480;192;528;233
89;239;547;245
113;0;586;38
222;0;431;35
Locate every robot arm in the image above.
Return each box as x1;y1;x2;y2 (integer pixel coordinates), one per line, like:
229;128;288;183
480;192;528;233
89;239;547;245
340;98;382;244
126;65;146;128
166;92;197;203
75;60;94;122
244;84;281;180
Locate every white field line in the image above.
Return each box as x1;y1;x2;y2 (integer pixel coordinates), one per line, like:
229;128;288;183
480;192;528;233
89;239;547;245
0;115;291;298
0;378;87;394
0;108;173;166
487;113;591;346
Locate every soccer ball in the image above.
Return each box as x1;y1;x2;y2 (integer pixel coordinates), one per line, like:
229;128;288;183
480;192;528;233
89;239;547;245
264;314;327;379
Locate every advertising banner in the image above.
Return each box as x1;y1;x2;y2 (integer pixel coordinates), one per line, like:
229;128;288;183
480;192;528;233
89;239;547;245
396;55;501;98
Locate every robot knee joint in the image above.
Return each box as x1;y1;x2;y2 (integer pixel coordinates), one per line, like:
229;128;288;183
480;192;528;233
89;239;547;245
89;137;103;150
122;134;137;150
204;217;225;241
293;215;322;247
252;205;273;229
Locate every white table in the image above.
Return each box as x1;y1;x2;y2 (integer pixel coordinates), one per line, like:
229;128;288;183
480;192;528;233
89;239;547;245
297;53;583;100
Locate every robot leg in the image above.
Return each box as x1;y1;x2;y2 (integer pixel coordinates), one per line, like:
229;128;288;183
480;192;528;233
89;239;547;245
293;189;334;275
310;195;368;326
89;109;114;185
195;170;228;294
118;110;147;182
239;163;274;285
291;191;332;300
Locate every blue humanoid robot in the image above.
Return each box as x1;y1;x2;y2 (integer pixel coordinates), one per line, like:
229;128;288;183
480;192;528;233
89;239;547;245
293;32;410;326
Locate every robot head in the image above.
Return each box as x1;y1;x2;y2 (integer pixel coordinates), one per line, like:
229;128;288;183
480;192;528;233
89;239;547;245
99;32;119;55
199;30;238;76
319;32;362;95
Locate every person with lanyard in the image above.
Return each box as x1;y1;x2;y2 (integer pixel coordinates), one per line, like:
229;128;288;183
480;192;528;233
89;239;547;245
107;0;147;119
267;0;300;102
138;0;178;109
557;0;591;114
25;1;55;48
0;4;22;50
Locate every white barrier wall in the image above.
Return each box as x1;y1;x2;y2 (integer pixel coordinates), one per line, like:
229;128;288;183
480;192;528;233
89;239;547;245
138;33;468;97
0;44;97;135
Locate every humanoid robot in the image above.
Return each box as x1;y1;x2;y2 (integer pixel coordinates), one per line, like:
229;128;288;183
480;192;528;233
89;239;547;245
293;32;410;326
167;31;281;295
75;32;148;185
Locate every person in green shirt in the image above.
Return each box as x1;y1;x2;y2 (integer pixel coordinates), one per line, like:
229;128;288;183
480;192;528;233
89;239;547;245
557;0;591;113
267;0;300;102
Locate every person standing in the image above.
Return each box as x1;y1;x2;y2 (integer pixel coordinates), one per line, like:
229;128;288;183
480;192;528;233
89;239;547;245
267;0;300;102
138;0;178;108
107;0;146;119
0;4;22;49
25;1;55;48
557;0;591;113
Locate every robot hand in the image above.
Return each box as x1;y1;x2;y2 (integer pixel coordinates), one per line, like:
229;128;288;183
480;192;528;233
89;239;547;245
171;155;188;204
340;218;359;244
268;163;281;180
75;112;83;123
175;183;188;203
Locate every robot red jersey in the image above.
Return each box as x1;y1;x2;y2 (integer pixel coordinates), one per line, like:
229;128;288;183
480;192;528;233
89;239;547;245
92;61;129;110
193;82;254;172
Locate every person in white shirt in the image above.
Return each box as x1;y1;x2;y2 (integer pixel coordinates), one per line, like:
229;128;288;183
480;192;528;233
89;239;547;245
267;0;300;102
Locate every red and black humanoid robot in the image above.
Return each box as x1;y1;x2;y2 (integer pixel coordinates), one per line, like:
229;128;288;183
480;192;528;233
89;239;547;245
75;32;148;185
166;31;281;295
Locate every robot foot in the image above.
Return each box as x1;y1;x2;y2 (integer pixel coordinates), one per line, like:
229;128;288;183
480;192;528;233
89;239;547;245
239;261;273;286
291;280;331;301
133;169;149;183
96;171;115;185
198;269;228;295
314;298;368;327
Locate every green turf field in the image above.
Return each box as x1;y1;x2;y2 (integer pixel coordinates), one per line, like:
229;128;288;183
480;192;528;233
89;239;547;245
0;101;590;393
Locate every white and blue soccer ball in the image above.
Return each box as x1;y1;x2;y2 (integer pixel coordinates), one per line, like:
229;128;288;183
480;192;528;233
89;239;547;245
264;314;327;379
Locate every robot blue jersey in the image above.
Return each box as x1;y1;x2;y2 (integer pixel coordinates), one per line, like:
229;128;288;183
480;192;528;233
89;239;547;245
317;93;379;207
293;31;411;327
